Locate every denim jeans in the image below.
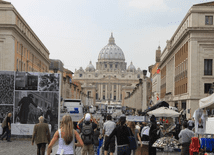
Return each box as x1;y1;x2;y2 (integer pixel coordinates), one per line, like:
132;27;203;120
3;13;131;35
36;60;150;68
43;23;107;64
117;145;131;155
1;127;11;141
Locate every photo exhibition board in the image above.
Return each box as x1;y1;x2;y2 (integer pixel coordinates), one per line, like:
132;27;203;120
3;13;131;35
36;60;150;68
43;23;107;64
0;71;61;136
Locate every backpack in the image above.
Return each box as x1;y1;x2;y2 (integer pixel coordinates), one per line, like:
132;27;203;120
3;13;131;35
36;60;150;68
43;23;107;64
81;122;93;145
1;116;7;128
93;130;100;146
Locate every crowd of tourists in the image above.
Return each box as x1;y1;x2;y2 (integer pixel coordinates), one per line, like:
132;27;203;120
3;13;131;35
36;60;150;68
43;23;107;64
0;111;198;155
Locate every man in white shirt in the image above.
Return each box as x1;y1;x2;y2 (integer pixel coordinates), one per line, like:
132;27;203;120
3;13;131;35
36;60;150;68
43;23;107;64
179;121;194;155
102;115;116;155
141;123;150;142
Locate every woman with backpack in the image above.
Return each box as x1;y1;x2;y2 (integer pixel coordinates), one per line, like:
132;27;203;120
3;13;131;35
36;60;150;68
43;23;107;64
47;114;84;155
127;121;142;155
106;116;133;155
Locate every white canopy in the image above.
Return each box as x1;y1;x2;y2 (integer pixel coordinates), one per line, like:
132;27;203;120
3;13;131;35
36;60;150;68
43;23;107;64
147;107;180;118
199;93;214;109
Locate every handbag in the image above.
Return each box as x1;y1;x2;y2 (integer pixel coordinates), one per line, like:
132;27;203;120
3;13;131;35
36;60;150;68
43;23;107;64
127;127;137;150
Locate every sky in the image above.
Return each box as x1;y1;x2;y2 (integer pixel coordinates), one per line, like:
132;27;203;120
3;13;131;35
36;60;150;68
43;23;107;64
8;0;212;74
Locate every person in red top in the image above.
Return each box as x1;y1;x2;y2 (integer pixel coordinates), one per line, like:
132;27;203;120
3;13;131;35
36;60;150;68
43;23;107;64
189;137;200;155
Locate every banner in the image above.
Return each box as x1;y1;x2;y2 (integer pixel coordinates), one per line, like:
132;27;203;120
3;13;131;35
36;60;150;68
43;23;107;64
0;71;60;136
126;116;147;122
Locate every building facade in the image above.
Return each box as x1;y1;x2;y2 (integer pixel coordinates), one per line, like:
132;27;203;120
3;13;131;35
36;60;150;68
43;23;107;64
73;33;146;108
0;1;50;72
159;2;214;118
149;47;161;106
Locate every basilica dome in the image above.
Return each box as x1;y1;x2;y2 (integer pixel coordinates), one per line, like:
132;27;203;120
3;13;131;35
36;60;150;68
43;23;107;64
85;61;95;72
98;33;125;61
127;62;136;72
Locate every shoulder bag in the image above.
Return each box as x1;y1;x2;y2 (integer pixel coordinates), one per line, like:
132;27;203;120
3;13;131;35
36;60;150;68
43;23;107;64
127;127;137;150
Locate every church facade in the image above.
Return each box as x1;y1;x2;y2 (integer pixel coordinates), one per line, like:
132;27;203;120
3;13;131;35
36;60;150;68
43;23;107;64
73;34;145;106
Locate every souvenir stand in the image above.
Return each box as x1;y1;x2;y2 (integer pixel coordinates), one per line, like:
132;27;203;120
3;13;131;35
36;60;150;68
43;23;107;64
147;107;181;154
192;94;214;155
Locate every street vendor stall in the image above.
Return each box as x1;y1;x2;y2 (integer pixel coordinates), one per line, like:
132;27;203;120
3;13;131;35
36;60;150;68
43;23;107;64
191;94;214;154
147;107;180;118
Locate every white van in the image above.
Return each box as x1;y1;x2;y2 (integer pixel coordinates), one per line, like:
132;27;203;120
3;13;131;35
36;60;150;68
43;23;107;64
61;99;83;122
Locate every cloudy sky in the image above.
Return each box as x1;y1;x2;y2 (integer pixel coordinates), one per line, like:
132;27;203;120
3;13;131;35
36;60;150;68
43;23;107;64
8;0;211;73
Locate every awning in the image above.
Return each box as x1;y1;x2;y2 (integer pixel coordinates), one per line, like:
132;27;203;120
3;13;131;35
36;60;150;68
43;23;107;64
147;107;180;117
199;94;214;109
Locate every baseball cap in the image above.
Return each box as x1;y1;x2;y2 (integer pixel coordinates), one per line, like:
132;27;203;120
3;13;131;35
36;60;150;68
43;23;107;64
85;113;91;121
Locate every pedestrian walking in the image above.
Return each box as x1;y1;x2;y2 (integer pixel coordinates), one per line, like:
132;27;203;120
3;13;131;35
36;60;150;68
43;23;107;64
77;113;98;155
187;118;195;130
93;125;100;155
127;121;142;155
0;113;12;142
102;115;116;155
32;116;51;155
149;115;159;155
106;115;132;155
47;114;84;155
179;121;194;155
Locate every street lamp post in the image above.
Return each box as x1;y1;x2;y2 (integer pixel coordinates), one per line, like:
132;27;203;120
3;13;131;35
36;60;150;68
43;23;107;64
142;70;147;112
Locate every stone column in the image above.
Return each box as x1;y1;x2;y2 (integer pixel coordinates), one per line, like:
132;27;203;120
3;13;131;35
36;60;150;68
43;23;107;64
101;84;103;100
116;85;119;101
142;78;147;112
112;84;114;99
105;84;107;99
118;84;121;100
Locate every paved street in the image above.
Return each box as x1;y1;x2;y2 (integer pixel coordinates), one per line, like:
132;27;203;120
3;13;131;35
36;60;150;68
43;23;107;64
0;139;181;155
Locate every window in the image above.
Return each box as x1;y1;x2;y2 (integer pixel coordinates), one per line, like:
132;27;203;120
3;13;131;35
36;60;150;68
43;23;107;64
105;64;107;68
205;16;213;25
114;96;116;100
204;83;212;94
79;74;82;77
103;85;105;89
204;59;213;75
115;64;117;68
137;74;140;78
16;59;18;70
114;85;116;89
96;93;98;100
110;64;112;68
103;95;105;100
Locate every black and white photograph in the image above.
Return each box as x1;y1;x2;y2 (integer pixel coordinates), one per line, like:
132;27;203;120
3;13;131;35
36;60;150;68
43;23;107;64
14;91;59;134
38;73;60;91
0;71;14;105
0;105;13;123
15;72;38;90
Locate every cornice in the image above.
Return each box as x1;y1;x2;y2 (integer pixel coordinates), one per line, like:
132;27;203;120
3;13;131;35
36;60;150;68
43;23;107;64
0;4;50;54
159;27;214;68
0;24;50;63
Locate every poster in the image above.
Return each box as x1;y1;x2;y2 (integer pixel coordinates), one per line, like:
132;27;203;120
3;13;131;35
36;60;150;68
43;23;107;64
0;71;60;136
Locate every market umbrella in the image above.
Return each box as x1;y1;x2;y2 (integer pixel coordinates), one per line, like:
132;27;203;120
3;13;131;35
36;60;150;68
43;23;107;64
147;107;180;117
